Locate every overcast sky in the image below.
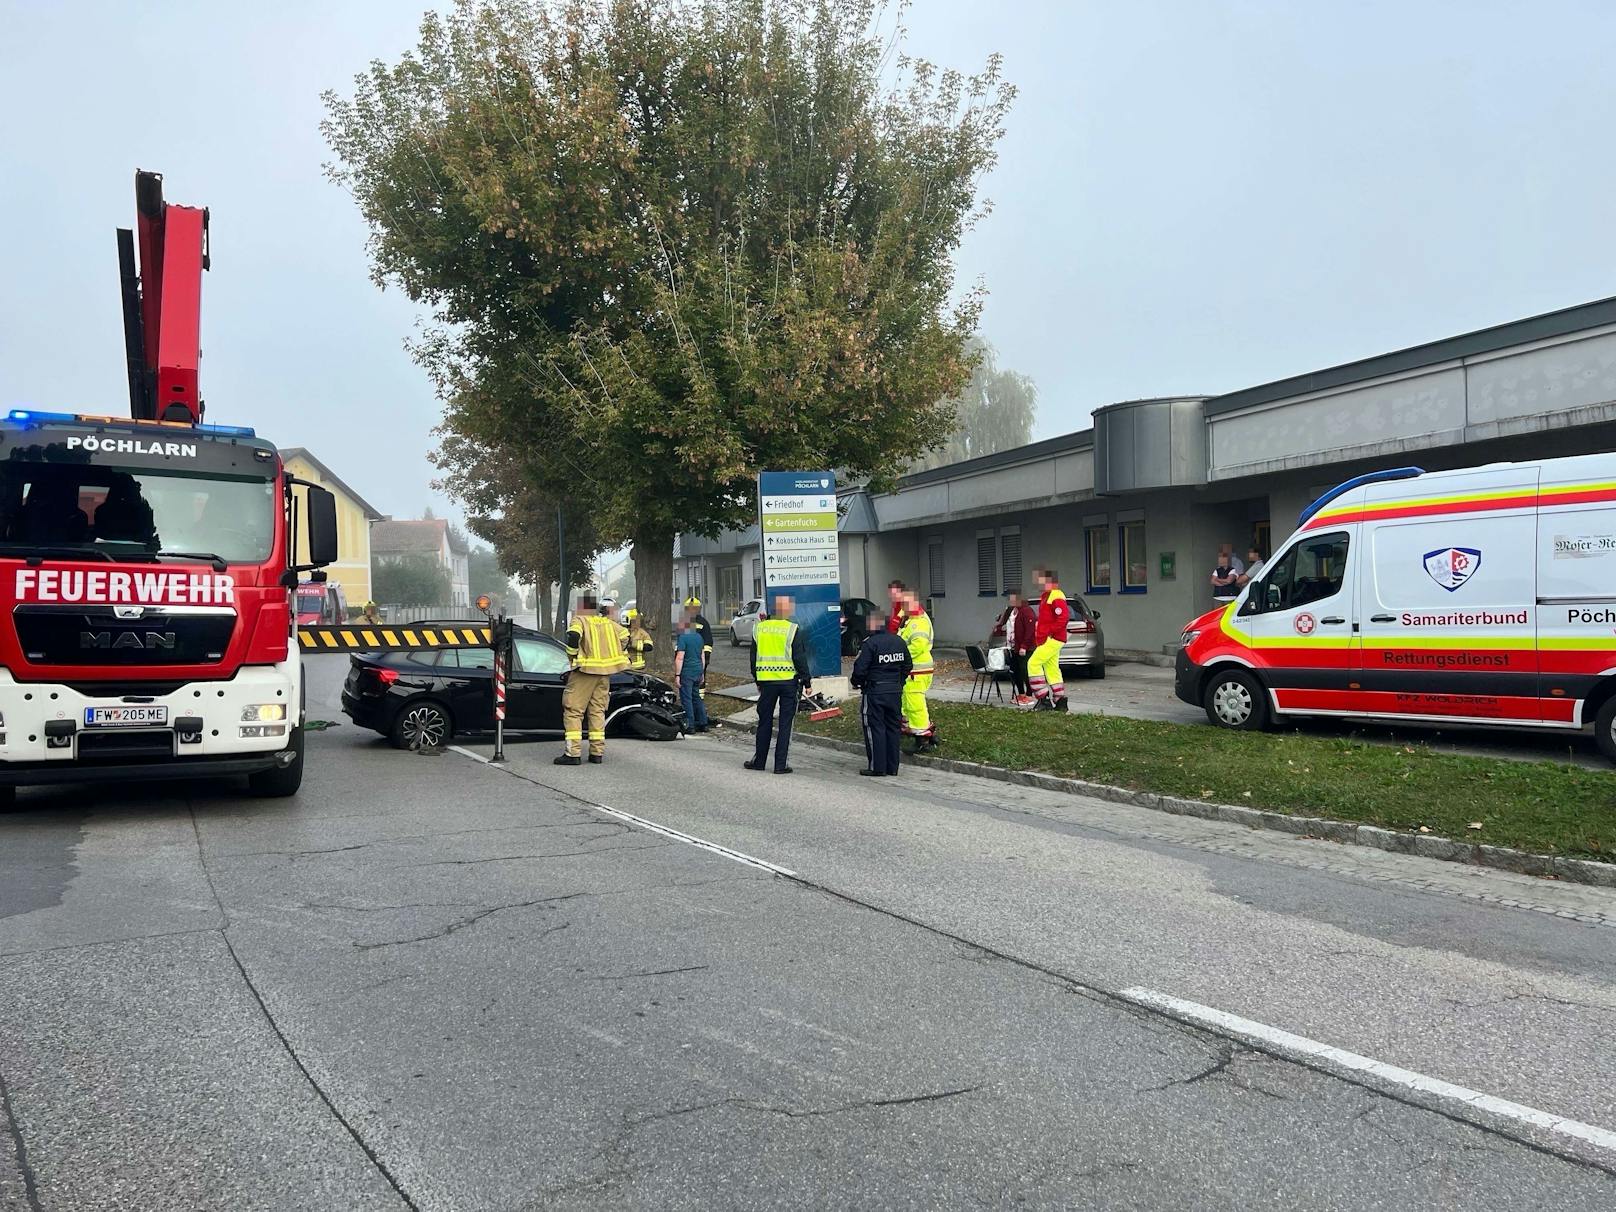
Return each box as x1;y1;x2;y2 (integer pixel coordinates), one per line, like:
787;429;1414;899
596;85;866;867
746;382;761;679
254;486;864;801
3;0;1613;525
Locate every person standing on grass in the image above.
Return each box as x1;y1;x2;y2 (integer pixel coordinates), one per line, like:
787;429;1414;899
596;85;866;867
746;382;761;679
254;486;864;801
674;615;709;734
746;594;812;774
851;609;910;776
1004;590;1036;703
898;588;939;752
1028;567;1070;712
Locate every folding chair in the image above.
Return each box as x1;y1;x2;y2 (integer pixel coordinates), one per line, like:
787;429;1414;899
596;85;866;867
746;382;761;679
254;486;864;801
966;645;1004;704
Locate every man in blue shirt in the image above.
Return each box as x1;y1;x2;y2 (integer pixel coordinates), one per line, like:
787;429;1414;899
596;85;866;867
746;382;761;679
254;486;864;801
674;616;709;734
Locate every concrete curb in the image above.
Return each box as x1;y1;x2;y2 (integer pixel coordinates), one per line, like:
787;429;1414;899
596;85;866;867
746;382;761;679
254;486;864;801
716;715;1616;889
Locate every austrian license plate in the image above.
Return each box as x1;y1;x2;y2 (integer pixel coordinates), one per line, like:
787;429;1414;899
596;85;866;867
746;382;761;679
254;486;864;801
84;706;170;728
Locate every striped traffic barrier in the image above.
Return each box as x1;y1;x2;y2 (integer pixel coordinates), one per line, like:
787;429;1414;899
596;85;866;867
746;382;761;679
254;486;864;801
296;625;493;654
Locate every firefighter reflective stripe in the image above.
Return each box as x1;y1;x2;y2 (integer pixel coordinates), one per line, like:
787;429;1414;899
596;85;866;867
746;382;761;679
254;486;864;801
754;619;799;681
297;626;492;653
900;612;935;674
569;614;631;674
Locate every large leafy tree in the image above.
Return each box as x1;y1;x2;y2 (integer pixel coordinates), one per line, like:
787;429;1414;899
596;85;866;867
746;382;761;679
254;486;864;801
912;337;1037;471
324;0;1012;670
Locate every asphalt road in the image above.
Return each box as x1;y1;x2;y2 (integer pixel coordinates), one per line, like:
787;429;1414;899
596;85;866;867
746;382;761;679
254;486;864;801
1;654;1613;1210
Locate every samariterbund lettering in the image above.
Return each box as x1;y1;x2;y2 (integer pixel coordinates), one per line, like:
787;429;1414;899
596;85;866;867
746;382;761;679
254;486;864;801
1400;609;1528;626
13;569;237;605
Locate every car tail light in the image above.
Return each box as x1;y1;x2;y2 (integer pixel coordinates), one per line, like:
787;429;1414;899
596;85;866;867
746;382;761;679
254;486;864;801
1070;618;1093;634
366;666;399;688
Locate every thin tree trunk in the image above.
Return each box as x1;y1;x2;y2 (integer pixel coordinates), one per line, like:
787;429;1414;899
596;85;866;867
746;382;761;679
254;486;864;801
631;530;675;677
537;583;553;635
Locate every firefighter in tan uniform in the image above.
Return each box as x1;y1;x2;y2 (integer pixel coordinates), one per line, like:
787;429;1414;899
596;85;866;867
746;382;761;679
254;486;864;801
625;608;654;670
556;594;629;765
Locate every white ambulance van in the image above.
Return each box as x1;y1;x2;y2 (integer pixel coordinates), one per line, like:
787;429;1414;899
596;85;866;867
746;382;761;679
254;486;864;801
1174;453;1616;762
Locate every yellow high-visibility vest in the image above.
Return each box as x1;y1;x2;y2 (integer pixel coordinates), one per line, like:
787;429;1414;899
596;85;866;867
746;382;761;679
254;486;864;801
753;618;800;682
566;614;630;675
900;610;935;675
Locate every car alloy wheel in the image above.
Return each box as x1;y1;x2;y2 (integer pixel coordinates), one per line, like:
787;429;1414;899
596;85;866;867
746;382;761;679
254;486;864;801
399;703;449;749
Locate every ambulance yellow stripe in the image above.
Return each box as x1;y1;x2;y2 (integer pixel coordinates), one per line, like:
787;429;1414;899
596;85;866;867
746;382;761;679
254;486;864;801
1312;479;1616;523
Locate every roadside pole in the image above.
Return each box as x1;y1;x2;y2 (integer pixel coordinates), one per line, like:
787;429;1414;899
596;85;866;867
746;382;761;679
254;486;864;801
477;593;511;764
491;610;511;763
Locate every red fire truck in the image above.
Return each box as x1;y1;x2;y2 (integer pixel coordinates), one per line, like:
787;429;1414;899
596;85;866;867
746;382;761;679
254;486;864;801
0;171;338;806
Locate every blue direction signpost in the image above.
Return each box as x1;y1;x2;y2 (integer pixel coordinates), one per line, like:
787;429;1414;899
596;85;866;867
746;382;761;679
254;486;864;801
758;470;841;678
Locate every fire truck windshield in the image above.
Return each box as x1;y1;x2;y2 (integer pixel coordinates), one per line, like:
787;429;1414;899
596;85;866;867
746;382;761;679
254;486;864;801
0;462;275;565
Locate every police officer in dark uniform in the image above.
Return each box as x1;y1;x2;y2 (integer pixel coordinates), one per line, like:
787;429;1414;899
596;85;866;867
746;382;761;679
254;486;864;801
850;609;912;776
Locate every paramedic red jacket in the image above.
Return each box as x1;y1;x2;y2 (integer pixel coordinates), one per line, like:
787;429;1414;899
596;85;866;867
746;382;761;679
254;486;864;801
1035;586;1071;647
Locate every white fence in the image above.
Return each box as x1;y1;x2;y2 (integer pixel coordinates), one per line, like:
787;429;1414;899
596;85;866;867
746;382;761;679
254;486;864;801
377;604;486;624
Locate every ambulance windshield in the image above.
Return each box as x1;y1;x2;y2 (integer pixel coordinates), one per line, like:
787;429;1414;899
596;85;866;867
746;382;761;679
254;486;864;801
0;463;275;565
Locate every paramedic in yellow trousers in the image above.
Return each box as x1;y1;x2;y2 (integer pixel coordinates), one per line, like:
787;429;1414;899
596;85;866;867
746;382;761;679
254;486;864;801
899;590;939;753
556;593;629;765
625;608;653;670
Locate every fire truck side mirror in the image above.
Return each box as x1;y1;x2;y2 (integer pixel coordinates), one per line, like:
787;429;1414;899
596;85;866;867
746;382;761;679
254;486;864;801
303;486;340;569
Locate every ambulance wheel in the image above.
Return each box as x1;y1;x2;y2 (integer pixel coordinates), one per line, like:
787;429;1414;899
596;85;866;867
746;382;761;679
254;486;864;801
1596;697;1616;765
1203;668;1268;731
248;728;305;798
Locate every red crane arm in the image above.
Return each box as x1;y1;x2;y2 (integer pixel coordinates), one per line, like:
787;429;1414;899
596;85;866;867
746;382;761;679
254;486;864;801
116;170;208;424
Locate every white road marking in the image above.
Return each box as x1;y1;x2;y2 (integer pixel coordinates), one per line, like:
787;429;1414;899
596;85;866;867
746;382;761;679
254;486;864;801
450;745;797;877
1119;986;1616;1154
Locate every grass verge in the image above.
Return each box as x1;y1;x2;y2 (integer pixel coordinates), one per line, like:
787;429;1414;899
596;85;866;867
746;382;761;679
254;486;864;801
793;702;1616;861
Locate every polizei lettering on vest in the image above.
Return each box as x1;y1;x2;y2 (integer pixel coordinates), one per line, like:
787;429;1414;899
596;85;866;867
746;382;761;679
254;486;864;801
14;569;236;605
64;435;198;458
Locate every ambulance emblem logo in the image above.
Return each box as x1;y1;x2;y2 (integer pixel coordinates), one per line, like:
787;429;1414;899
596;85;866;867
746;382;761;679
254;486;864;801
1423;547;1481;592
1293;612;1317;635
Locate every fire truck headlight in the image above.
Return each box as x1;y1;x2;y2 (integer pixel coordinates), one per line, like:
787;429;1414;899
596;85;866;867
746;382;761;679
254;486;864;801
241;704;287;723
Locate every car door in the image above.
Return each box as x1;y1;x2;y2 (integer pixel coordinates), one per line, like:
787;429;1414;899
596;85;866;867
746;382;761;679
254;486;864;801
437;646;495;730
1239;527;1357;716
510;634;571;731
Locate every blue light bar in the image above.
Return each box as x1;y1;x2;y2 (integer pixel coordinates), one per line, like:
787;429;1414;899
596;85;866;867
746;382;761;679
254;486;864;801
1298;467;1425;526
4;410;254;439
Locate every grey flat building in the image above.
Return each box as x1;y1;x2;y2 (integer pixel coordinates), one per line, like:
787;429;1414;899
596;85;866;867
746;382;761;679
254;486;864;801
680;295;1616;657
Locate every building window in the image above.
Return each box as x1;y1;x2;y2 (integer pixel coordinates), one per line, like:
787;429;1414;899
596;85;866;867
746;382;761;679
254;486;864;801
1085;525;1111;594
927;537;946;598
976;531;997;597
1120;520;1147;593
1000;527;1022;594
